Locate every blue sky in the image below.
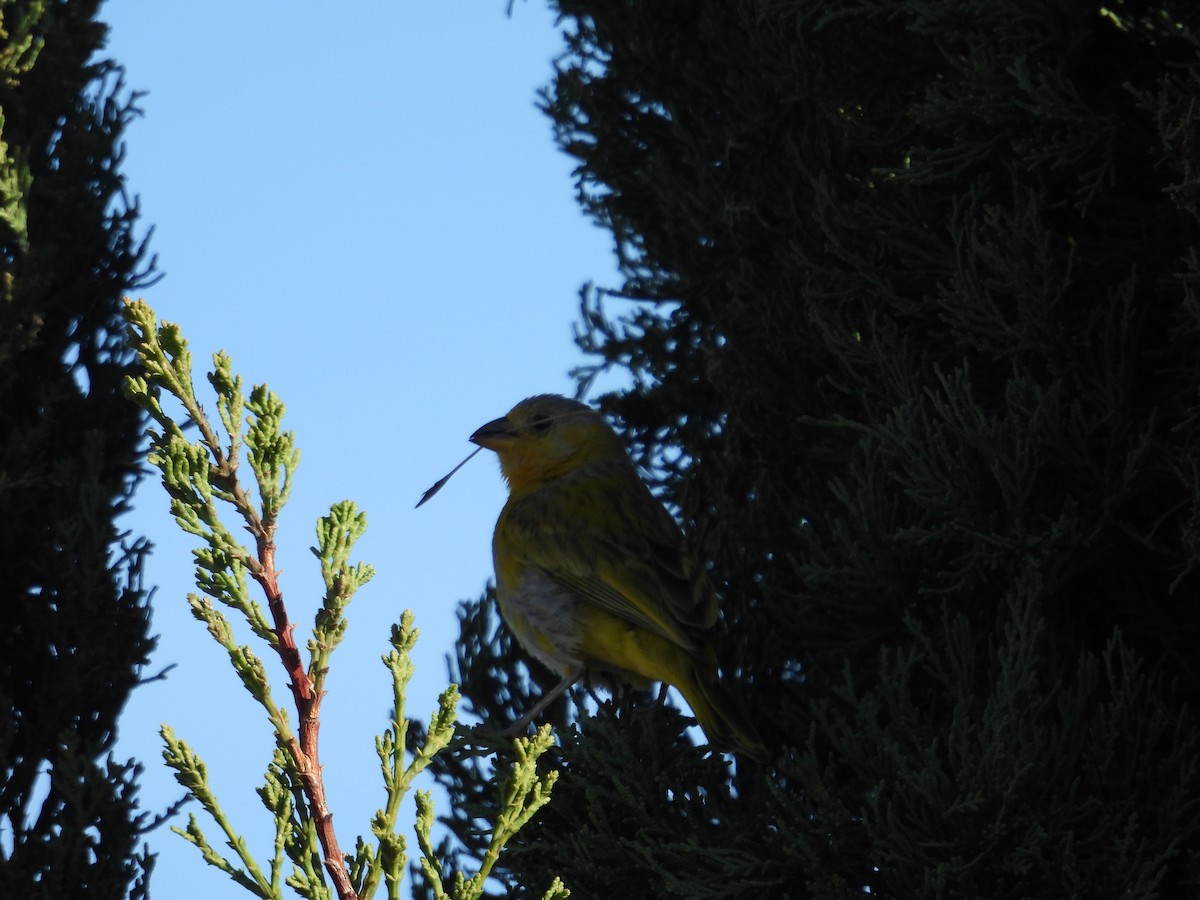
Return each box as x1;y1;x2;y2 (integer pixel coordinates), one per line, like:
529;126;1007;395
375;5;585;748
105;3;621;896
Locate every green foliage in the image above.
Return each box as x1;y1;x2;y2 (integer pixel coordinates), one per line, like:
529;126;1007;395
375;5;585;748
122;301;566;900
416;726;565;900
433;1;1200;897
0;1;156;896
0;0;42;265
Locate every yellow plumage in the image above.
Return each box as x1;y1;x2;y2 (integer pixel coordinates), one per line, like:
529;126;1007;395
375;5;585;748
471;394;765;760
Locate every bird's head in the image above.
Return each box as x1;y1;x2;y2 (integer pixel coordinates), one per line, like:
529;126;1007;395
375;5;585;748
471;394;625;492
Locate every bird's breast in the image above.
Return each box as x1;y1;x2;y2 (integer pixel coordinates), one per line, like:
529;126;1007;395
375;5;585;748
495;564;585;676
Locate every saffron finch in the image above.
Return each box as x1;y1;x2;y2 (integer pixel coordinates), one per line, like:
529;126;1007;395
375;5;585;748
470;393;765;759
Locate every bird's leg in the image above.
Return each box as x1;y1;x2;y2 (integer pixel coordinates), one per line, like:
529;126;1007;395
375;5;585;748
503;667;584;737
625;681;674;725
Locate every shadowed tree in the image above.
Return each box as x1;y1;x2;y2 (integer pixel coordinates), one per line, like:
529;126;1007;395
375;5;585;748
422;2;1200;898
0;2;157;896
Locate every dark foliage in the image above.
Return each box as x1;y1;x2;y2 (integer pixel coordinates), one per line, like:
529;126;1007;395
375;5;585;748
0;2;157;896
425;1;1200;897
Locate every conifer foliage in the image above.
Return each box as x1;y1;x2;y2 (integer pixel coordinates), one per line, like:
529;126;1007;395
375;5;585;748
0;2;156;896
433;1;1200;897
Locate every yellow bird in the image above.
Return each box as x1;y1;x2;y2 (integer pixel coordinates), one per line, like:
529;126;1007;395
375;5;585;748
470;394;766;760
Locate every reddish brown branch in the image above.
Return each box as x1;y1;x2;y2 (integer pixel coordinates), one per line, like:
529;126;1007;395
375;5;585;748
257;542;313;700
252;536;356;900
198;361;354;894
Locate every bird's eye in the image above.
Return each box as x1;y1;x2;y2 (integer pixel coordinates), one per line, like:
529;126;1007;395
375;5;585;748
529;414;553;434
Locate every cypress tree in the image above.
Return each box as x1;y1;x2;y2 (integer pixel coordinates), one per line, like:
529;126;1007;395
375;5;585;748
428;2;1200;897
0;2;156;896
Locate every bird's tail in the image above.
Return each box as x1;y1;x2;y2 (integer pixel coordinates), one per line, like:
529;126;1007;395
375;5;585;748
675;666;768;762
577;614;767;760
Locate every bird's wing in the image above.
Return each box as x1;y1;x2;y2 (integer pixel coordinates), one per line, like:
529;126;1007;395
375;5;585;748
501;462;717;654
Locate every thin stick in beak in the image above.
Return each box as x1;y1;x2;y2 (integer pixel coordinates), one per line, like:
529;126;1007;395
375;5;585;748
415;446;484;508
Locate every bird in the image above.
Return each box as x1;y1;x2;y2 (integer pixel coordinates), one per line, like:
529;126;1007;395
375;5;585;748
469;393;765;760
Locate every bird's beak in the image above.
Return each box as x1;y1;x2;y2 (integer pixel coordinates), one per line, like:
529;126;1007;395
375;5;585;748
470;415;517;451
